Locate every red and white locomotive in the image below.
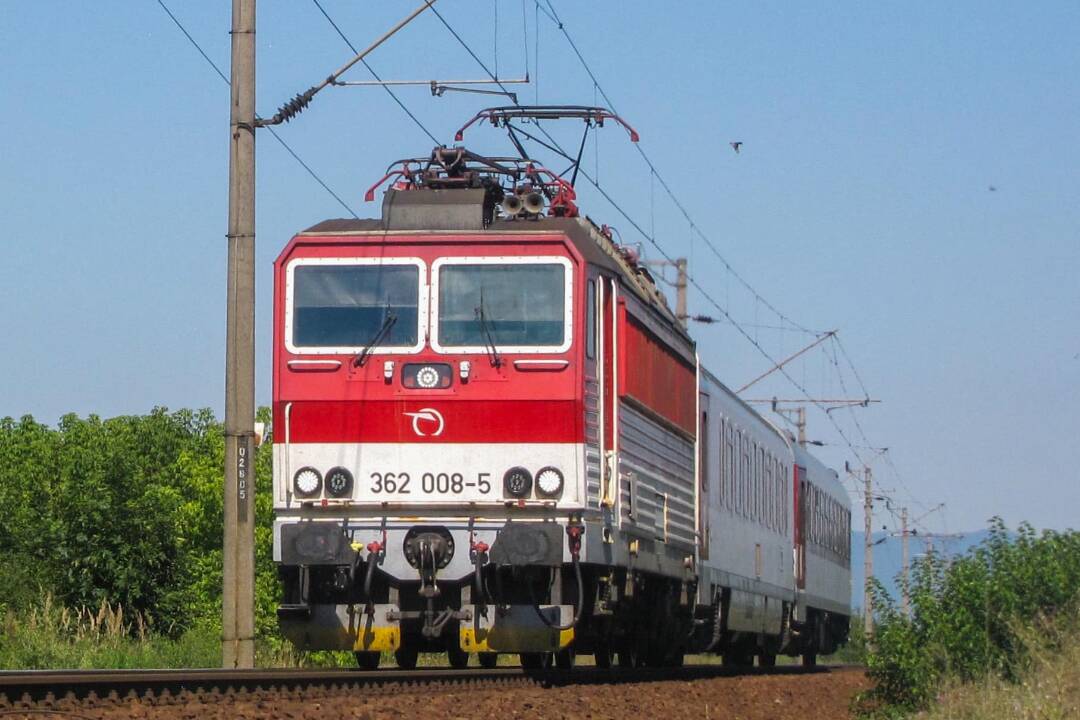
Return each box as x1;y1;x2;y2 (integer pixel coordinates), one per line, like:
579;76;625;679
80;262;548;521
272;122;850;669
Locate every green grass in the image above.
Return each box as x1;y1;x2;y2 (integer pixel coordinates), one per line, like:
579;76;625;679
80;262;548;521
1;595;862;671
0;596;220;669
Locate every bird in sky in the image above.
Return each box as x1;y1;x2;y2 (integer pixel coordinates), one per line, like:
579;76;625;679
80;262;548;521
730;141;743;154
989;185;997;191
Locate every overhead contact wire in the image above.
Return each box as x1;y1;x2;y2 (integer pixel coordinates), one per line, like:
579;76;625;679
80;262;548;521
310;0;440;145
155;0;359;218
537;0;815;336
434;2;876;470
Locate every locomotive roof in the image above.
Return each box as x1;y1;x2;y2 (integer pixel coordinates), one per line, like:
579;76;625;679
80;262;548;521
298;190;691;344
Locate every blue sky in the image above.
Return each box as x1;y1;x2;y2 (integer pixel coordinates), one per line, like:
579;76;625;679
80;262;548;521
1;2;1077;534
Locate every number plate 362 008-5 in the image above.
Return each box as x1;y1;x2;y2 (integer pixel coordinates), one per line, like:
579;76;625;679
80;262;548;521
364;471;493;500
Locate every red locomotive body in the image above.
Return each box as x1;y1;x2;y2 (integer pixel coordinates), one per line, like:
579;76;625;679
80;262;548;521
272;148;849;669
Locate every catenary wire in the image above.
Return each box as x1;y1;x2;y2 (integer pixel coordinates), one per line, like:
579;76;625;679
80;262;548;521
533;1;947;508
155;0;359;218
429;2;873;468
161;0;906;515
536;0;815;336
826;338;925;513
310;0;440;145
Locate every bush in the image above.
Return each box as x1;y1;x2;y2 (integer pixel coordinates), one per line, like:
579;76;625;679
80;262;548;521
920;604;1080;719
857;519;1080;716
0;408;279;638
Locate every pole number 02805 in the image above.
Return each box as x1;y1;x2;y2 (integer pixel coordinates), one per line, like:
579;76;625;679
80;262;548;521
368;471;492;495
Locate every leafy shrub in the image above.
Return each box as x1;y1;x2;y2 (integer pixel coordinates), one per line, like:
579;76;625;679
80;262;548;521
920;604;1080;720
857;519;1080;716
0;408;279;638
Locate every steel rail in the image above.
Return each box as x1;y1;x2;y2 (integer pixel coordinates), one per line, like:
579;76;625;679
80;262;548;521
0;664;853;703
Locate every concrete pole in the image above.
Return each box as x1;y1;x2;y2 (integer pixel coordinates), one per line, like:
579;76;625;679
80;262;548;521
223;0;257;669
863;467;873;639
901;507;910;619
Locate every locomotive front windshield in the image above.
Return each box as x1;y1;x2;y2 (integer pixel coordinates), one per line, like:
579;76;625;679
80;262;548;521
291;264;419;348
437;263;565;348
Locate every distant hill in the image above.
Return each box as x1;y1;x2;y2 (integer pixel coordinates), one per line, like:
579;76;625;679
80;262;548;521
849;528;991;608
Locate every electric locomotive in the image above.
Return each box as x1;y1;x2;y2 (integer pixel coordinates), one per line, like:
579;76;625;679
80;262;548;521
272;118;850;669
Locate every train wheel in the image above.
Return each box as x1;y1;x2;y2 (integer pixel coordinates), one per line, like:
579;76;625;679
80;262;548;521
802;653;817;668
554;648;575;670
354;651;380;670
478;652;498;669
394;647;419;670
593;645;614;669
520;652;552;670
617;648;637;668
757;652;777;668
447;646;470;669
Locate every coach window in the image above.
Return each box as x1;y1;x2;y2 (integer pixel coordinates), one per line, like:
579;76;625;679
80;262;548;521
433;257;572;353
778;462;784;533
815;489;822;545
764;453;774;530
845;510;851;559
717;418;726;507
734;429;742;515
750;442;758;521
832;501;838;553
780;462;788;533
773;459;781;532
834;501;840;554
736;430;744;516
287;259;423;353
741;434;751;518
825;499;831;552
760;446;768;526
750;443;758;522
726;424;736;511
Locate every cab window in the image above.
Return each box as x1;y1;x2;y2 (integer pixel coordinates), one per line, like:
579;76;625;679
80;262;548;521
435;259;570;350
291;263;419;349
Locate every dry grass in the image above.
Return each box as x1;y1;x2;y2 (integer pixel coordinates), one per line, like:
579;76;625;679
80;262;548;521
918;607;1080;720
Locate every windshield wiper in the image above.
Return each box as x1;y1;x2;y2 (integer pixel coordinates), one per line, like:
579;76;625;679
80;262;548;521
475;290;503;368
353;310;397;368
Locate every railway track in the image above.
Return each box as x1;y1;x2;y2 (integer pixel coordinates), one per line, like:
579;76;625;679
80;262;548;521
0;663;844;710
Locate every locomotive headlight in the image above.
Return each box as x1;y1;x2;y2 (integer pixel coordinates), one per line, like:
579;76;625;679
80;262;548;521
415;365;441;389
324;467;353;498
535;466;564;497
293;466;322;497
503;466;533;498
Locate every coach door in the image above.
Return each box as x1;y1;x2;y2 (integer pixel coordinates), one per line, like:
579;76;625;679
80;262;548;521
794;464;807;589
698;393;710;560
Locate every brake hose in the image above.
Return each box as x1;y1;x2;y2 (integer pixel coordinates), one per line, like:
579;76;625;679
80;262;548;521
363;541;383;614
472;541;491;611
530;552;584;631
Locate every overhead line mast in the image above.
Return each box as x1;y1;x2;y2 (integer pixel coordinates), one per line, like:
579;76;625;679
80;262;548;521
221;0;441;670
222;0;257;670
